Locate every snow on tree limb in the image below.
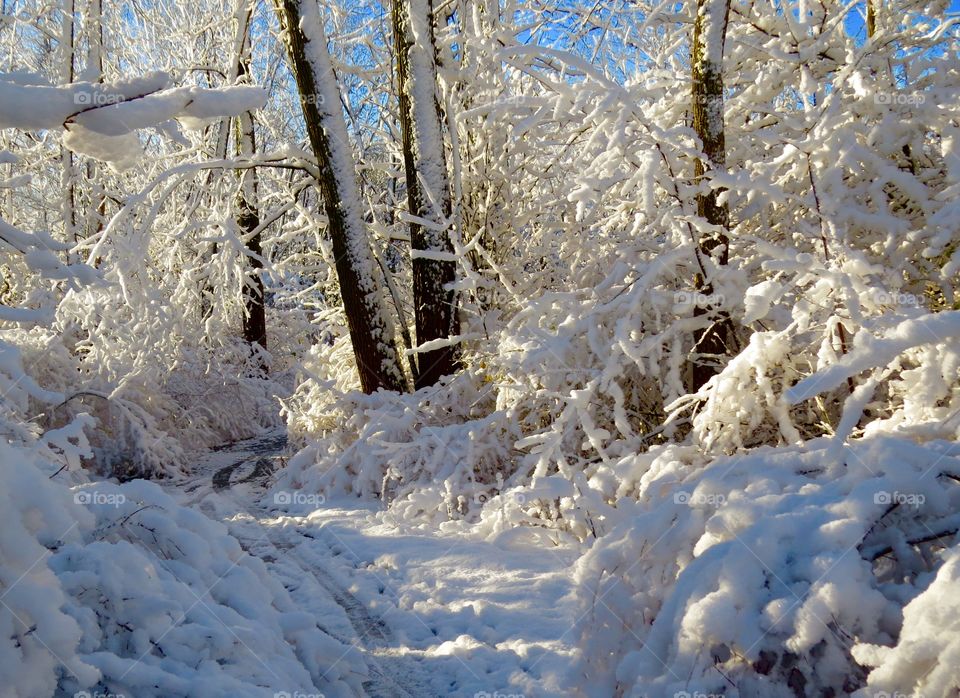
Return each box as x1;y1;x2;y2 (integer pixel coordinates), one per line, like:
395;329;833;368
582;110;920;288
0;71;267;165
786;311;960;404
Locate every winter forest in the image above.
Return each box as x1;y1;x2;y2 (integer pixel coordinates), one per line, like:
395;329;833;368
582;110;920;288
1;0;959;696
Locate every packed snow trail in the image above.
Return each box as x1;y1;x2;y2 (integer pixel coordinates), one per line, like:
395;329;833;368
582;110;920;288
172;429;578;697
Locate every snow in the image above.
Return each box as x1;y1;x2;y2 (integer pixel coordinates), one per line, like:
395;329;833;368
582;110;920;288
403;0;451;228
786;310;960;404
570;436;960;696
0;429;371;697
1;1;959;696
170;432;578;697
273;503;577;697
0;441;95;697
0;72;266;166
697;0;731;67
853;549;960;697
290;0;405;387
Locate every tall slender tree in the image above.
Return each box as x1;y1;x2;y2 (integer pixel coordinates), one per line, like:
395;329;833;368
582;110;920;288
60;0;77;257
690;0;736;391
236;44;267;359
274;0;407;393
393;0;460;389
81;0;106;259
202;2;254;322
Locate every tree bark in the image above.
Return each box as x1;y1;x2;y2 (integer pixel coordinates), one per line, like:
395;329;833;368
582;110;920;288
393;0;460;389
82;0;105;257
236;55;267;360
690;0;735;392
60;0;77;257
274;0;407;393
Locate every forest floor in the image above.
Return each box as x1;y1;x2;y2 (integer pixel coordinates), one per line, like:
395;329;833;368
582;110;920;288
170;429;578;697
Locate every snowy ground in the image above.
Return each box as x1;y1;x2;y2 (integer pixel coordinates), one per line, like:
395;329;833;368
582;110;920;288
171;429;579;697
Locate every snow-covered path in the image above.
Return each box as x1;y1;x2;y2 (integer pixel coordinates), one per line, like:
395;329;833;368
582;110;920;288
170;429;579;697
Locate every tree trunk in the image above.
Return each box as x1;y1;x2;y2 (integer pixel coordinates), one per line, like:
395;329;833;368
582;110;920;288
201;1;255;323
82;0;105;261
274;0;407;393
236;55;267;361
690;0;735;392
393;0;460;389
60;0;76;257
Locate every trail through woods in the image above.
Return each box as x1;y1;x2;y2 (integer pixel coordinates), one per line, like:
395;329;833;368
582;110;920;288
171;429;578;697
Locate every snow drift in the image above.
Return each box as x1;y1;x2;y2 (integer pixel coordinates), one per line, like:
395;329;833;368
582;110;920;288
0;430;365;698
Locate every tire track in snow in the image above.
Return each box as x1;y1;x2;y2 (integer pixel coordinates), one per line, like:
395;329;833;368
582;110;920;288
178;430;429;698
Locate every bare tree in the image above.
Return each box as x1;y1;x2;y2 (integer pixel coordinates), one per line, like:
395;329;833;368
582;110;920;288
236;44;267;359
690;0;736;391
273;0;407;393
393;0;460;389
60;0;77;255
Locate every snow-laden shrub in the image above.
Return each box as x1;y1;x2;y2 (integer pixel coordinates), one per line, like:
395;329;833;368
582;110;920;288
280;0;959;517
0;251;355;695
272;7;960;693
53;479;365;698
278;331;522;525
568;435;960;697
0;439;98;697
2;303;283;480
853;548;960;697
0;24;301;480
0;411;365;698
47;226;289;476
